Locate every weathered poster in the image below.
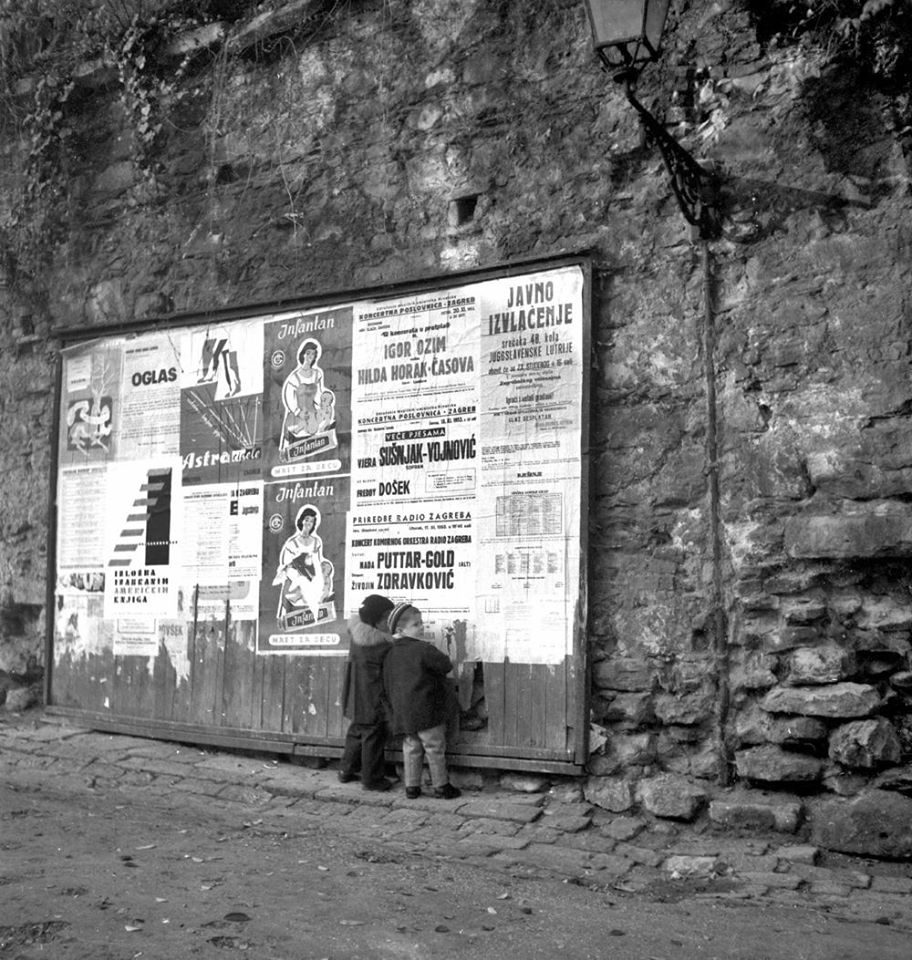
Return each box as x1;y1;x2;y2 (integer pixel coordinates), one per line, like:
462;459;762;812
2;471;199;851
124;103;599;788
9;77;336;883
473;267;584;663
119;334;182;460
54;578;108;659
111;617;159;657
180;320;263;486
262;306;352;479
191;581;259;623
59;342;122;464
101;459;183;620
258;476;349;654
346;290;480;652
181;481;262;588
57;464;108;569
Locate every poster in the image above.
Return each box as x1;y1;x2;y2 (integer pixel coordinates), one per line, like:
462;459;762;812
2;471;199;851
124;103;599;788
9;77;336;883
258;476;349;654
180;320;263;486
119;334;182;460
346;288;480;654
59;342;122;464
262;306;352;479
101;459;183;620
55;261;587;669
473;267;584;663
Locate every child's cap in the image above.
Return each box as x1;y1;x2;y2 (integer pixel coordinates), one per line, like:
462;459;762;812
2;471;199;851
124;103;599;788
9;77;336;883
388;601;417;635
358;594;394;626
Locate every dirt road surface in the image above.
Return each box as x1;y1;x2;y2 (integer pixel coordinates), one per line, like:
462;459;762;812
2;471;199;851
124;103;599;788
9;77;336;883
2;772;910;960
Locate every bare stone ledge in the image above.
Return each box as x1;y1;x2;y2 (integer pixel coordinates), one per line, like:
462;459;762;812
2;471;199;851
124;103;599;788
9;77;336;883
761;682;883;719
735;744;824;783
809;790;912;857
785;502;912;559
709;790;803;833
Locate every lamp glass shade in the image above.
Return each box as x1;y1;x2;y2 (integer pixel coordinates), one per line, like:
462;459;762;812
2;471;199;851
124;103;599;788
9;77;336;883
584;0;671;69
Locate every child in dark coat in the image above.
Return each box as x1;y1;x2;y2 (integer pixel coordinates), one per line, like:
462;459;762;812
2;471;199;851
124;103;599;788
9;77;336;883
383;602;461;800
339;594;394;791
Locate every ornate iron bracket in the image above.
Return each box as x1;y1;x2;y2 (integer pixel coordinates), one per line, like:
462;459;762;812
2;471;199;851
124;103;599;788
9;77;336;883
602;59;721;240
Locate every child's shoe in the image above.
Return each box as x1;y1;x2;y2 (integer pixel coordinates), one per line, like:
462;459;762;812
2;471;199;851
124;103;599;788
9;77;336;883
363;778;393;792
433;783;462;800
405;786;421;799
337;770;358;783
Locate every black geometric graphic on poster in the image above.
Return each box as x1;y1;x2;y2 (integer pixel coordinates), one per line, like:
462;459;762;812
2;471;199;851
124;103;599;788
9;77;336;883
107;467;172;568
145;468;172;566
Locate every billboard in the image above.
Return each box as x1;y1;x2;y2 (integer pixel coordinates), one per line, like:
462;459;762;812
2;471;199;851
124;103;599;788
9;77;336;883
53;262;587;669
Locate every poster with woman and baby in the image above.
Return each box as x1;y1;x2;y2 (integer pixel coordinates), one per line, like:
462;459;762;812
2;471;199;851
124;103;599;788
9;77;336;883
261;305;353;479
258;306;354;653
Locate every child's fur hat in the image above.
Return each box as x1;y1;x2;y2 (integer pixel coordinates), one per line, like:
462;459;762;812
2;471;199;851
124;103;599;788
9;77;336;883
358;594;394;626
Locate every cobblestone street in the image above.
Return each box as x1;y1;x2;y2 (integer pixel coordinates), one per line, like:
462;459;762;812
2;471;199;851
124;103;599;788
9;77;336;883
3;712;912;958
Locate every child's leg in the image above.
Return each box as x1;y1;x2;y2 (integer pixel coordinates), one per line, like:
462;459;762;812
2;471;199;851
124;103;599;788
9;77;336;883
401;733;425;788
417;724;447;788
360;721;389;786
338;722;362;780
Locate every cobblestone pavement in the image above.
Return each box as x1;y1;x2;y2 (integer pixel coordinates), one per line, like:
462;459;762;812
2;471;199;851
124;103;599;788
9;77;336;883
3;711;912;933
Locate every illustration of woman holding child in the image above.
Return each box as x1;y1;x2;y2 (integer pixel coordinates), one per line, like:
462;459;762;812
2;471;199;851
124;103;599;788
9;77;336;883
273;504;327;624
281;339;331;443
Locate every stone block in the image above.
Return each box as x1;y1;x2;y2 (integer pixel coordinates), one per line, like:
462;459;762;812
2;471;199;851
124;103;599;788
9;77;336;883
785;645;856;685
828;718;901;770
781;599;827;624
822;765;868;797
548;781;584;804
499;773;550;793
592;658;653;692
734;703;771;746
739;871;801;890
761;682;882;718
612;732;656;766
664;855;718;878
809;790;912;857
730;660;778;692
599;816;645;841
587;753;622;777
855;597;912;631
871;876;912;894
637;773;707;821
459;800;542;823
790;863;871;889
709;791;802;833
583;777;634;813
785;502;912;559
765;626;821;652
541;815;592;834
735;745;823;783
653;689;713;725
600;691;655;725
767;716;828;746
775;844;819;864
3;684;38;712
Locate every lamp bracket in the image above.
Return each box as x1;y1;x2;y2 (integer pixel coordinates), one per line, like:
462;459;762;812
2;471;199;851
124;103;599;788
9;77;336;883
601;56;720;240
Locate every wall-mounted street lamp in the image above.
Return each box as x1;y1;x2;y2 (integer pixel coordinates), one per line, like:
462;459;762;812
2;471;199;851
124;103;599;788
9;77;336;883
583;0;720;239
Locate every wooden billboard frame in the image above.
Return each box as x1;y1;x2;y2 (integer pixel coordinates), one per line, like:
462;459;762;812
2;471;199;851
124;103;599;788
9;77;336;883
45;250;593;773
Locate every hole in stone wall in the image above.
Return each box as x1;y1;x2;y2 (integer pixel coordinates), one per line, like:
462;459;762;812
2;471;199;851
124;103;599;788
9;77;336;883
449;194;479;228
215;163;239;184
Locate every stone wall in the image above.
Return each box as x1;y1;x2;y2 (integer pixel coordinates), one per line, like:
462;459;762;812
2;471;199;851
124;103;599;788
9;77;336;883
2;0;912;844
